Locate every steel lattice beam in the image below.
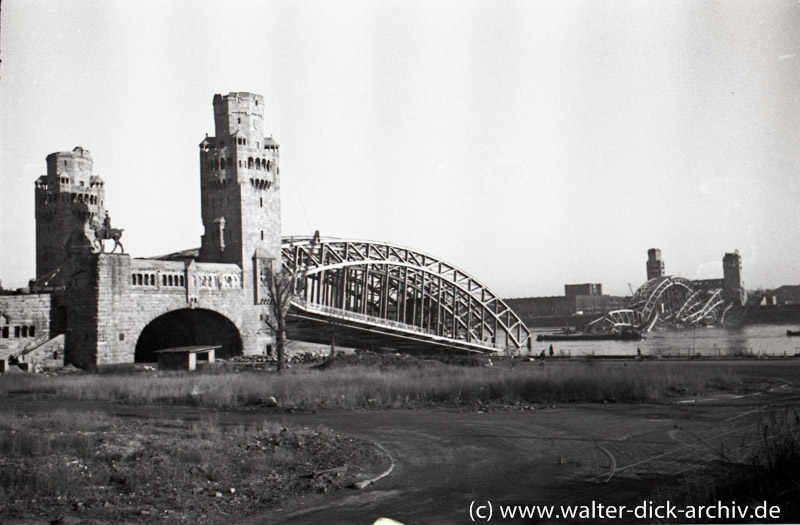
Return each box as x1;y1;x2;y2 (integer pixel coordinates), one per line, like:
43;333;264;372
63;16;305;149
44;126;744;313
589;277;727;333
281;236;531;352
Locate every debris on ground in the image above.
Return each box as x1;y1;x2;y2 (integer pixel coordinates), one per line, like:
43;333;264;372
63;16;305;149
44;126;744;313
0;412;390;524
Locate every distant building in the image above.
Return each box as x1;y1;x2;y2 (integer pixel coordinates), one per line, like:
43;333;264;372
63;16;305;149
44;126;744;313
505;283;627;327
768;285;800;305
565;283;602;296
723;250;746;306
646;248;665;281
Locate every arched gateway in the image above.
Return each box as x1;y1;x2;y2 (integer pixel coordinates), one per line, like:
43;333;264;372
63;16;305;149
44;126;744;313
134;309;242;363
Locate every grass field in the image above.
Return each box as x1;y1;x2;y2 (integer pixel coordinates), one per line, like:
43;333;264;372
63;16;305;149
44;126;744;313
0;359;744;409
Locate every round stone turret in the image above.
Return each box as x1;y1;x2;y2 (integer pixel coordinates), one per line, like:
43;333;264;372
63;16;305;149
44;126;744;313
35;146;106;279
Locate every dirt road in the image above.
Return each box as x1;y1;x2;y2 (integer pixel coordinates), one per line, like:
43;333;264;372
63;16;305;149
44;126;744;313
3;381;797;524
258;387;798;524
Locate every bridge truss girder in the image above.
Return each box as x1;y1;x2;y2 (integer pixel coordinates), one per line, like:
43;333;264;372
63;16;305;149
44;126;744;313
281;237;531;352
590;276;727;333
586;309;643;332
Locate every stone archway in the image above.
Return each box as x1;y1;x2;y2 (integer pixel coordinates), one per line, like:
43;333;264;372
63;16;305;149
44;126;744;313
134;308;243;363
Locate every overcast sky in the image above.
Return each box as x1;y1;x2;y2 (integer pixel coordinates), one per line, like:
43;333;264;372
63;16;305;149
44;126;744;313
2;1;799;297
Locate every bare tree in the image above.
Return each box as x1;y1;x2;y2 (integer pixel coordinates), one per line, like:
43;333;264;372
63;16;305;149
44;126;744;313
261;265;298;374
261;231;320;373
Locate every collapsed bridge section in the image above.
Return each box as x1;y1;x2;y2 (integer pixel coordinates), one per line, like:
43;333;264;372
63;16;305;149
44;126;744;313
588;276;726;333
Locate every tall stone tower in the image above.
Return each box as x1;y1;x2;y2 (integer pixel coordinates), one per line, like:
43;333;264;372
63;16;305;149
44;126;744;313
646;248;665;281
198;92;281;301
34;146;106;280
723;250;746;306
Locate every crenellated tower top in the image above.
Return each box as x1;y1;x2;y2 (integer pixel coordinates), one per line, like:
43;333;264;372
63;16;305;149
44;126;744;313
199;92;282;303
213;92;265;138
35;146;106;279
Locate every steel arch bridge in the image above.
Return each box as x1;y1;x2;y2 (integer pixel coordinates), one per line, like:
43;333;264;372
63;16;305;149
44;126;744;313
280;236;532;353
588;276;726;333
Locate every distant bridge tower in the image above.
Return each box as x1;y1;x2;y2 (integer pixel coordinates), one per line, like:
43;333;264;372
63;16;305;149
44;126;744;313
34;147;106;280
646;248;665;281
198;92;281;302
723;250;746;306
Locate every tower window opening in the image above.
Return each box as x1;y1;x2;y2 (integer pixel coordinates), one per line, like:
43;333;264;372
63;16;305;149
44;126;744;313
256;158;261;169
220;158;226;169
260;197;263;208
238;118;241;124
239;160;242;167
214;159;220;170
261;231;264;240
162;275;167;286
248;157;254;169
21;326;28;338
30;326;35;337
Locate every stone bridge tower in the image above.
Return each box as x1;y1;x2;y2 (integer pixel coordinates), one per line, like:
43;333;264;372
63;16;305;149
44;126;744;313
34;147;106;281
646;248;665;281
198;92;281;302
723;250;746;306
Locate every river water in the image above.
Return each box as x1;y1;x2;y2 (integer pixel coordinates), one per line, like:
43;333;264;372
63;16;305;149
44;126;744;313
529;323;800;358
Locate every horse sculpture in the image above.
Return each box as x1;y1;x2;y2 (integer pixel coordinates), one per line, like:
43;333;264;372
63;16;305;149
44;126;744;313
90;218;125;254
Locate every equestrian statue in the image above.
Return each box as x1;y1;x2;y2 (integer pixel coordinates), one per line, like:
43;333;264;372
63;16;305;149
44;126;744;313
90;211;125;253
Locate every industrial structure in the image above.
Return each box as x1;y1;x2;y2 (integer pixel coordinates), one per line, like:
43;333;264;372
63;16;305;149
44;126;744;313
0;92;531;370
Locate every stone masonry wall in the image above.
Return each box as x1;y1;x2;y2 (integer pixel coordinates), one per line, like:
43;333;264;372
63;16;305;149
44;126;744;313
0;294;53;359
64;254;272;367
